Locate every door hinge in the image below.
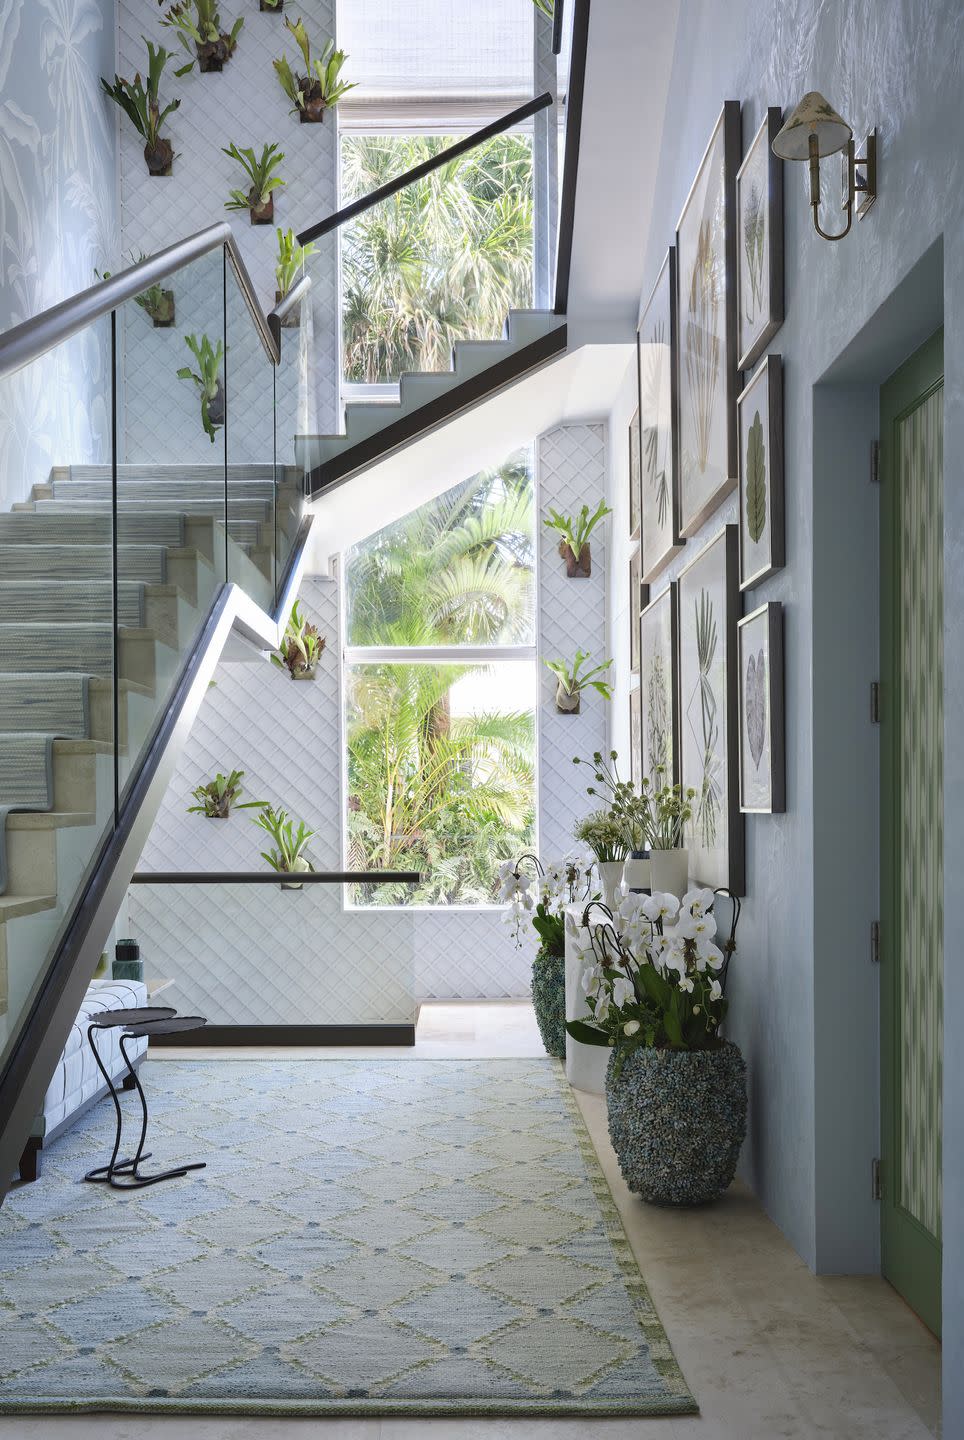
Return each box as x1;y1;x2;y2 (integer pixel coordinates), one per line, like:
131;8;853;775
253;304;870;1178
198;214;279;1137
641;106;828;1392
872;1156;882;1201
870;681;880;723
870;439;880;484
870;920;880;964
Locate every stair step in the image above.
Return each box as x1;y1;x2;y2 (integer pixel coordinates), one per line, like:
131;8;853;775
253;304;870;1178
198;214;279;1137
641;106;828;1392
0;673;91;737
0;511;185;548
0;893;57;923
398;372;460;408
0;543;167;584
34;498;272;524
451;340;512;382
504;309;563;345
66;463;276;486
0;580;145;628
54;480;275;503
6;811;96;830
0;624;166;687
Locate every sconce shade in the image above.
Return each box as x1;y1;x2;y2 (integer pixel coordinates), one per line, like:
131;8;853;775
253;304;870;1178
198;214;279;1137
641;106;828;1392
772;90;852;160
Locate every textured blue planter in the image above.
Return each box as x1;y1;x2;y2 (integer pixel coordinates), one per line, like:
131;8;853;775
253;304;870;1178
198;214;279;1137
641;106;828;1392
530;947;566;1060
605;1042;747;1206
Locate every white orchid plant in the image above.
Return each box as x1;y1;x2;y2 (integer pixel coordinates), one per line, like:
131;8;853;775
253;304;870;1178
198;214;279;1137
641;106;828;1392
498;853;595;955
566;886;741;1073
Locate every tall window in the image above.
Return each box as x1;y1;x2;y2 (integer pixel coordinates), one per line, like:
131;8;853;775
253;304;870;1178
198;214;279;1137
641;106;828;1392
344;449;537;904
340;132;534;384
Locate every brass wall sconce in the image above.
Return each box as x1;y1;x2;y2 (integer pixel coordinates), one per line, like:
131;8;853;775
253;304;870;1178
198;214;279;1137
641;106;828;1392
772;91;877;241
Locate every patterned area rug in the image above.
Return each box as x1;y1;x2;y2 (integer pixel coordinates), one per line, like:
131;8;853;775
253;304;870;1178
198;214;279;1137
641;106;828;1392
0;1059;696;1418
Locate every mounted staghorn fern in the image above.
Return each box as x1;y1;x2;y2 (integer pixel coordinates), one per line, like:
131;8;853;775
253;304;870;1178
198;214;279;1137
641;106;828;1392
96;252;175;327
224;142;285;224
273;16;356;122
271;601;325;679
100;39;180;176
158;0;243;74
545;649;613;715
177;334;225;444
275;227;317;301
254;806;316;888
188;769;267;819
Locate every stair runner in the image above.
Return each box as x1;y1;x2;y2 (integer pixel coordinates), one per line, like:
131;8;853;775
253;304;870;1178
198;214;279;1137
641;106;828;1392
0;465;281;895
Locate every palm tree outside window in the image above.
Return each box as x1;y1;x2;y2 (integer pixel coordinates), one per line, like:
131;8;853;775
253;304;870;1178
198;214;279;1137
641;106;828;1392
344;448;537;905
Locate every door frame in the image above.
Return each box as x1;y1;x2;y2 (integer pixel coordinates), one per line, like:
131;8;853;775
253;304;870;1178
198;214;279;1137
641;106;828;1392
879;326;944;1337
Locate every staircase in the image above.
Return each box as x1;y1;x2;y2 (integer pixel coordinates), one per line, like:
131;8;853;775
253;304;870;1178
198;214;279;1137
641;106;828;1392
298;309;567;491
0;462;305;1058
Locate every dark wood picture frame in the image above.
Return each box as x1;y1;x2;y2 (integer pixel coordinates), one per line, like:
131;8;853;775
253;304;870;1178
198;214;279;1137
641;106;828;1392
675;99;742;539
629;684;642;789
629;547;644;674
738;600;785;813
677;523;744;895
629;407;641;540
738;353;785;590
637;248;683;582
736;107;784;373
639;582;680;787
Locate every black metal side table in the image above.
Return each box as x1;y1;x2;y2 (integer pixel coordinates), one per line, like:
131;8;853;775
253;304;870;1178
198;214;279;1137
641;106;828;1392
84;1008;208;1190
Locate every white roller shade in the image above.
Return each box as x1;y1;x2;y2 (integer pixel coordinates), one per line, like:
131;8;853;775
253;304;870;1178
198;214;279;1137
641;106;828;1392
337;0;534;125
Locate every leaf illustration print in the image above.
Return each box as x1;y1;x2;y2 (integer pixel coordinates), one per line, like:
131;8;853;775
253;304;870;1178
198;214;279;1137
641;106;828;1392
745;409;767;544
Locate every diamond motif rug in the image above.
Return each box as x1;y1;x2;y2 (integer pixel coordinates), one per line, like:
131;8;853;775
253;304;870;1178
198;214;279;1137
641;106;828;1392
0;1059;696;1418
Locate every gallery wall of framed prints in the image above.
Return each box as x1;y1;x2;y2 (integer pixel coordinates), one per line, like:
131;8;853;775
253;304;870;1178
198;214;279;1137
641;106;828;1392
629;97;789;899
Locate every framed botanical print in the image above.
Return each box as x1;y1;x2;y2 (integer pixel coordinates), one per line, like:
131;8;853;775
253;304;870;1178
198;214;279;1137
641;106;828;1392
629;408;641;540
736;107;784;372
629;547;643;674
738;354;784;590
676;100;742;538
677;524;744;894
640;583;679;787
738;601;784;813
637;249;683;582
629;684;642;789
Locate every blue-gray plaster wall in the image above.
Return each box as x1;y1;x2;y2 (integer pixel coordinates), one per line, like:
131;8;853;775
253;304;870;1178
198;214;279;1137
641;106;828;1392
0;0;117;513
627;0;961;1428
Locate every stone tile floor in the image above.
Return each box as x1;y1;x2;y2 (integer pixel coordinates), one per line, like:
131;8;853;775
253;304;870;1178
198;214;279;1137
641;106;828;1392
0;1001;941;1439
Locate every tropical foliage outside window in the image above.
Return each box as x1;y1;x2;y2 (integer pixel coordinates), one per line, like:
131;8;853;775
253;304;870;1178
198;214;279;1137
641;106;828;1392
340;133;534;383
345;451;537;905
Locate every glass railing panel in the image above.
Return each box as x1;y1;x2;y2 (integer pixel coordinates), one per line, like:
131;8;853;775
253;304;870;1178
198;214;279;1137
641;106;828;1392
0;314;115;1070
113;246;227;804
225;256;276;613
273;283;312;602
126;878;417;1033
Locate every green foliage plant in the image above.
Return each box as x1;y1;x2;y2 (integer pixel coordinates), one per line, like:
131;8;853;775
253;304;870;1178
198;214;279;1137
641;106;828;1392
544;500;611;575
273;17;356;121
271;600;325;678
224;142;285;220
575;809;629;865
188;769;266;818
254;806;315;874
573;750;651;852
649;769;696;851
96;252;174;325
158;0;243;74
565;888;739;1072
100;40;180;174
275;228;318;298
177;334;224;443
545;649;613;711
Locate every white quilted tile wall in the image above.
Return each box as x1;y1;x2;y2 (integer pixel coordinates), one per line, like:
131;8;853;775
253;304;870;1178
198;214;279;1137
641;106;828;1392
538;423;609;858
115;0;339;466
130;423;609;1008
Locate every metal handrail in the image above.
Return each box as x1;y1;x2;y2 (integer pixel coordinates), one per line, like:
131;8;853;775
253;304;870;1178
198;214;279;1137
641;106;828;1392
0;223;281;381
296;92;553;246
131;871;421;884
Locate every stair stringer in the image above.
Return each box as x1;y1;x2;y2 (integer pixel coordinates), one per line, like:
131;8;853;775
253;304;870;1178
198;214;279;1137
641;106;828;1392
0;523;311;1202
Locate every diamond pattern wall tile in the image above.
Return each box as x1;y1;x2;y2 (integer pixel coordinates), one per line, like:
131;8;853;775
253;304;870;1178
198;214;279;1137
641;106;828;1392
116;0;338;466
133;425;609;1002
538;424;608;858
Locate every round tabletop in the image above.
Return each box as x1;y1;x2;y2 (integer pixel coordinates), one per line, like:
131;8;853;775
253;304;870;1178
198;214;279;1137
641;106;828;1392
123;1015;207;1039
89;1006;175;1029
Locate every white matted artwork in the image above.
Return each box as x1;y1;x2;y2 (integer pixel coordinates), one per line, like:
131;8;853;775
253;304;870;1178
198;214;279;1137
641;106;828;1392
630;547;643;674
738;601;785;813
629;684;642;789
678;525;744;894
629;408;641;540
676;101;741;538
637;249;683;581
640;583;678;786
738;354;785;590
736;108;785;371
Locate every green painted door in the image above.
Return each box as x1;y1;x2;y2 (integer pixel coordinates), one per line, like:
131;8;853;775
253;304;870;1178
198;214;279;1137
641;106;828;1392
879;328;943;1337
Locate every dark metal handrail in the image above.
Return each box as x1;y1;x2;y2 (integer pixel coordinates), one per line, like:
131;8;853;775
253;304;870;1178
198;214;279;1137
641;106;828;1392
551;0;565;55
553;0;590;315
296;92;553;246
0;223;282;380
131;871;421;884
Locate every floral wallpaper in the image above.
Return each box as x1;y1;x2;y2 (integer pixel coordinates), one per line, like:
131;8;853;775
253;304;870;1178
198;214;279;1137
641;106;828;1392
0;0;116;514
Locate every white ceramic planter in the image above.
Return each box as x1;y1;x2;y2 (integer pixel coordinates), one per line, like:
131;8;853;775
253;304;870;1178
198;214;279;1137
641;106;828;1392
596;859;625;912
649;848;689;899
564;911;609;1095
623;853;651;892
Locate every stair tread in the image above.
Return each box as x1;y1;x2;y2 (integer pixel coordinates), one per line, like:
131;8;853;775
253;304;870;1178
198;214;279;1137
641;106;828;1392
0;892;58;921
5;811;96;830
